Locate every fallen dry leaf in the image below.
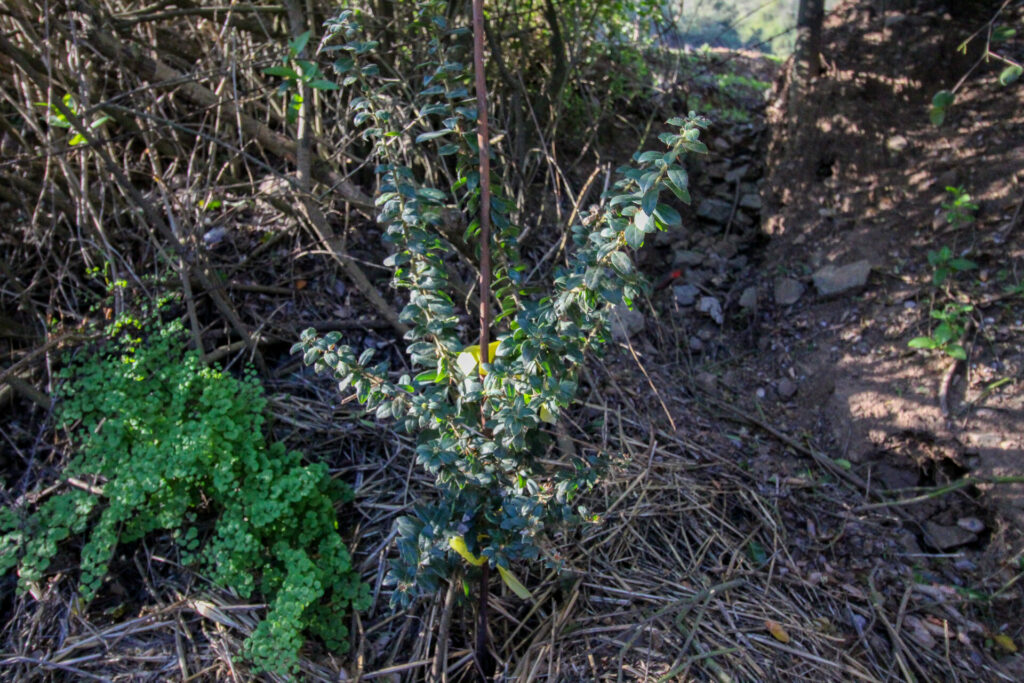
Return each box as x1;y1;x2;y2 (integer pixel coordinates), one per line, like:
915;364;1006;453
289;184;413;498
766;620;791;643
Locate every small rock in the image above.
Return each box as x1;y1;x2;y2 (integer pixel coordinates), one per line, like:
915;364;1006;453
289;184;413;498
774;278;805;306
672;250;705;267
903;615;937;650
696;198;733;224
696;371;717;393
697;296;724;325
685;268;710;286
739;286;758;310
739;193;762;210
884;13;906;27
725;165;749;183
689;336;704;352
713;183;733;199
923;521;977;551
705;162;730;179
812;260;872;297
875;463;918;490
712;137;732;153
711;239;737;259
935;169;959;189
203;226;229;246
673;284;700;306
729;255;749;270
956;517;985;533
886;135;909;153
777;378;797;399
610;305;645;342
697;326;716;341
755;387;766;399
733;210;754;227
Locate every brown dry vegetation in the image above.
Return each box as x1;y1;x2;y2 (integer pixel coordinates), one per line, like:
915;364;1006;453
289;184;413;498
1;0;1023;681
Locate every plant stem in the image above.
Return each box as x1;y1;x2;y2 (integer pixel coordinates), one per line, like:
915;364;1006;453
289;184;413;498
473;0;492;362
472;1;495;678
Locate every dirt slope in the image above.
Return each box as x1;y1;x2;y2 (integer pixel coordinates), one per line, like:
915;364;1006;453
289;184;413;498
761;1;1024;531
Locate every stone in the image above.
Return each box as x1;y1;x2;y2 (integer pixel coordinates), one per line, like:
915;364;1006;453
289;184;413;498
610;305;644;342
774;278;805;306
956;517;985;533
697;296;724;325
934;169;959;190
202;226;229;246
739;286;758;310
673;284;699;306
875;463;918;490
696;198;733;224
923;521;977;551
712;137;732;153
812;260;872;297
711;239;737;259
685;268;710;286
706;162;730;179
672;250;705;267
739;193;762;210
725;165;749;183
886;135;909;153
777;378;797;399
696;371;718;393
689;336;704;352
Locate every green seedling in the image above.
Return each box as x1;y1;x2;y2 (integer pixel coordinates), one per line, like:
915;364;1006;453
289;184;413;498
264;30;340;124
942;185;978;229
927;245;977;287
36;93;111;146
908;302;973;360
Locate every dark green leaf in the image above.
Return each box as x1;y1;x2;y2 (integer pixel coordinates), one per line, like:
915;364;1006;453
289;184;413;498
932;90;955;108
932;323;954;345
946;344;967;360
264;65;299;79
908;336;939;350
682;140;708;155
624;222;644;248
288;30;311;56
634;209;654;233
641;188;658;216
999;65;1022;86
610;251;632;274
667;168;688;190
992;26;1016;43
416;187;447;203
415;129;452;144
949;258;977;271
654;203;682;227
308;79;340;90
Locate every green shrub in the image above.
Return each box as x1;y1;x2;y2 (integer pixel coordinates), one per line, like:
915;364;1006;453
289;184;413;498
0;309;369;677
296;5;707;606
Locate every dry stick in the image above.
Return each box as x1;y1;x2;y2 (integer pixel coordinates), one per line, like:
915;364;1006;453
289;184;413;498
471;0;496;679
283;1;407;338
78;14;476;262
431;577;459;682
0;33;266;372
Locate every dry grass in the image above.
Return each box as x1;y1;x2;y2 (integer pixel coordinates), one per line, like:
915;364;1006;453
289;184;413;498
2;1;1022;681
